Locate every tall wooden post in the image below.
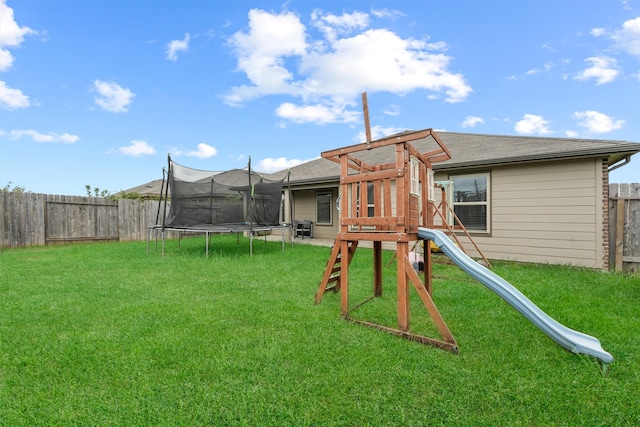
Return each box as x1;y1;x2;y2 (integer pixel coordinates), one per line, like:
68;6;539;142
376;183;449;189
340;239;350;316
397;241;410;331
373;241;383;297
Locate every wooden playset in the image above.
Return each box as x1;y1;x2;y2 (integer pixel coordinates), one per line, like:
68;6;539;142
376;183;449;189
314;94;614;367
314;93;462;352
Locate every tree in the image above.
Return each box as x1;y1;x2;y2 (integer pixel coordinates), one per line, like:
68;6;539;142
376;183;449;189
1;182;26;193
85;185;111;198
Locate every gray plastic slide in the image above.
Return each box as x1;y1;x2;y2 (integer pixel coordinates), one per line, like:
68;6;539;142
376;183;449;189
417;227;613;365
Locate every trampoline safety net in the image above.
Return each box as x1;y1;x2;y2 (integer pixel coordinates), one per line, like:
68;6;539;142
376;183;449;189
164;157;284;228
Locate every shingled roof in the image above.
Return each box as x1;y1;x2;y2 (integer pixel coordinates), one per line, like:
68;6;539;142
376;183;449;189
277;131;640;185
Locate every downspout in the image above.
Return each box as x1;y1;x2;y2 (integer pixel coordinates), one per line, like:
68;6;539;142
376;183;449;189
608;155;631;172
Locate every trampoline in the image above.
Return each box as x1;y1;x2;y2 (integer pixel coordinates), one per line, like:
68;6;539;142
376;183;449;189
148;155;289;256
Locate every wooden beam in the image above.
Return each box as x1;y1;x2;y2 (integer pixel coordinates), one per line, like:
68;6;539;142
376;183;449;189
315;240;343;304
405;256;456;345
373;241;382;297
340;168;402;185
362;92;372;143
321;129;435;161
340;239;350;316
397;242;410;331
337;231;413;242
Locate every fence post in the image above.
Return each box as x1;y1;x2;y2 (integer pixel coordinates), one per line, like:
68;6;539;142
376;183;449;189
615;197;625;272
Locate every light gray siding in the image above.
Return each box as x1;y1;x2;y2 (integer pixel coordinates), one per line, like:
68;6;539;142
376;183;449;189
452;158;604;267
292;188;340;239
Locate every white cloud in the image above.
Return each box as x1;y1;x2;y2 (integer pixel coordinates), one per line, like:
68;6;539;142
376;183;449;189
119;140;156;156
514;114;552;135
9;129;78;143
590;28;606;37
167;146;184;156
574;56;619;84
276;102;359;124
225;9;471;124
0;0;36;71
302;28;470;100
225;9;307;105
525;61;554;76
311;9;369;42
166;33;190;61
354;125;406;142
0;80;29;109
611;17;640;57
186;143;217;159
0;47;13;71
383;104;400;116
256;157;308;173
93;80;135;113
461;115;485;128
508;62;555;80
573;110;625;133
370;8;404;20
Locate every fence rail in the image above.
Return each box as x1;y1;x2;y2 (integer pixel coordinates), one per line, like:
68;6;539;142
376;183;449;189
609;183;640;273
2;187;640;272
0;193;166;248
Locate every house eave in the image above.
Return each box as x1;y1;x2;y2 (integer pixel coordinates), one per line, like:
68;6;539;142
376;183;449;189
433;148;640;172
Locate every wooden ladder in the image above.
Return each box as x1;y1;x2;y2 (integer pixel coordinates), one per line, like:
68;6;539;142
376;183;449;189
314;239;358;304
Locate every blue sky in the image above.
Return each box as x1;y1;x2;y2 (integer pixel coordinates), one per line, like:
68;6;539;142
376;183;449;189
1;0;639;196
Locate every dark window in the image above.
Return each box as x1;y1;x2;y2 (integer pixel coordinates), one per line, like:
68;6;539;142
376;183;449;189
316;192;332;225
451;174;490;232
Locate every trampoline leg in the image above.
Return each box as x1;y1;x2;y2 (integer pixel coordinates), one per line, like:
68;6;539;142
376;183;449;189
206;231;209;257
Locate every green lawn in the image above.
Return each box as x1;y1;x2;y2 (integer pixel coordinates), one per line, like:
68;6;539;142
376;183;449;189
1;236;639;426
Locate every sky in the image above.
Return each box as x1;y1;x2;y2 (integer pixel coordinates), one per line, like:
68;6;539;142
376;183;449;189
1;0;639;196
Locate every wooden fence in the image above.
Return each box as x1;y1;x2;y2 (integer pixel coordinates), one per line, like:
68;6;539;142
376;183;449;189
609;183;640;272
0;193;167;248
3;188;640;272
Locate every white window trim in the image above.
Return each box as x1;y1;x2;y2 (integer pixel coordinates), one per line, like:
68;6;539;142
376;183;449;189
410;156;420;196
427;169;435;202
449;172;491;234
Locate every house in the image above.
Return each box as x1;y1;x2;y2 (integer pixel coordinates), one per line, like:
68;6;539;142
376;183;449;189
274;131;640;269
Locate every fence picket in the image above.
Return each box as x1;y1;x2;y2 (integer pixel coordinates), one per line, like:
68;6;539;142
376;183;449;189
2;186;638;272
1;193;169;248
609;183;640;272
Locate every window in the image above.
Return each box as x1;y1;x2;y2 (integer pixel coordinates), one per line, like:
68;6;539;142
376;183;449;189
316;192;332;225
353;183;375;217
367;183;374;217
280;192;286;223
427;169;435;202
410;156;420;195
450;173;490;232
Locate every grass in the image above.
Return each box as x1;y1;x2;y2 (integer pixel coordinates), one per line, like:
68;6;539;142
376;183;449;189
1;235;639;426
